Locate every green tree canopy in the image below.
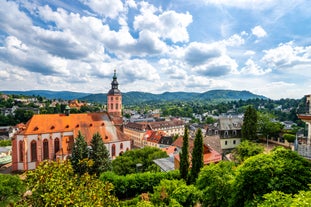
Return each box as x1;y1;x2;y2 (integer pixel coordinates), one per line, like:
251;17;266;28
257;112;283;139
21;160;119;206
196;161;236;207
242;105;258;140
232;140;264;164
70;131;89;175
189;128;203;184
89;132;112;176
230;147;311;206
0;174;25;206
112;146;168;175
179;127;190;181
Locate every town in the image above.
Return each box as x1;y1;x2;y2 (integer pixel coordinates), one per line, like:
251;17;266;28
1;70;311;206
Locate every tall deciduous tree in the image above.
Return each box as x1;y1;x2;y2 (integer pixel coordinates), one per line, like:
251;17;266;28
180;127;190;181
89;132;111;176
190;128;203;184
242;105;258;140
70;131;89;175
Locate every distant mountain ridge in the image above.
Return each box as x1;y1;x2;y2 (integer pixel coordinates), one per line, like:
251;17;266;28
1;89;267;105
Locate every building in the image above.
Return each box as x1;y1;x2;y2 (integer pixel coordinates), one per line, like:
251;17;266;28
143;130;174;148
206;116;243;151
172;136;222;169
11;70;131;171
107;69;122;118
123;119;184;147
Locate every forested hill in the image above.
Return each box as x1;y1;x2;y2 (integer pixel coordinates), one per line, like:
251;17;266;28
1;89;267;105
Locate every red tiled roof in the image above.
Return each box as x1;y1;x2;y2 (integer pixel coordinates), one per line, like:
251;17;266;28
19;112;129;144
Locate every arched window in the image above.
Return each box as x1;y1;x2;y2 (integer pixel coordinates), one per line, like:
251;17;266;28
119;151;123;156
43;139;49;160
120;143;123;149
112;144;116;157
31;140;37;162
54;138;60;154
116;103;118;109
19;141;23;162
111;103;113;110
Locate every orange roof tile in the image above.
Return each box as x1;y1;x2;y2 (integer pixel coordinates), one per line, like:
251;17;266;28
19;112;129;144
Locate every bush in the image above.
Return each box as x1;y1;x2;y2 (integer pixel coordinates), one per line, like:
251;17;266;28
0;174;25;206
100;170;180;199
0;140;11;146
283;133;296;143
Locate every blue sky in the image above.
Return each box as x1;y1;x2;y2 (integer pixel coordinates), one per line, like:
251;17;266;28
0;0;311;99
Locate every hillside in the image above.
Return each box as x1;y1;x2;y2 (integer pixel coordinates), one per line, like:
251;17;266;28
1;89;267;105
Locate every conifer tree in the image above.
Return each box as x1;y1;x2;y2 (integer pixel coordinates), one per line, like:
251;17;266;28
241;105;258;140
190;128;204;184
70;131;89;175
89;132;112;176
179;127;189;181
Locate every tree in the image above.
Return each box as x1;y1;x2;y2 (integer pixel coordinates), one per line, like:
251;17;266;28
189;128;203;184
230;147;311;206
89;132;112;176
241;105;258;140
112;147;168;175
70;131;89;175
180;127;190;181
151;179;202;207
0;174;25;206
257;112;283;139
21;160;119;206
232;140;264;164
196;161;235;207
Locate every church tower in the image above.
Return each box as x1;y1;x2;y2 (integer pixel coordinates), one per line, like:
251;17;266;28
107;69;122;117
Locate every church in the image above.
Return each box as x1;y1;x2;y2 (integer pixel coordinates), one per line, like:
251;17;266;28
11;70;131;171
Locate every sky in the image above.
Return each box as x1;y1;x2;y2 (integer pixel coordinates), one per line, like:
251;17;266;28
0;0;311;100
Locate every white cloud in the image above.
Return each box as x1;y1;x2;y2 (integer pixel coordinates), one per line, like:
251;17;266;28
262;42;311;69
201;0;280;10
240;59;271;75
81;0;124;19
252;26;267;38
134;2;192;43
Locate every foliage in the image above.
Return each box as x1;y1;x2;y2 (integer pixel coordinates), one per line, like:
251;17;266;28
257;112;283;139
150;179;202;207
230;147;311;206
0;174;25;206
0;140;11;146
20;160;119;207
283;133;296;142
242;105;258;140
112;146;168;175
196;161;236;207
100;170;180;199
70;131;89;175
89;132;112;176
14;109;34;124
232;140;264;164
179;127;189;181
189;128;203;184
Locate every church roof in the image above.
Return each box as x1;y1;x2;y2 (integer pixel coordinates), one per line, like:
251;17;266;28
18;112;129;144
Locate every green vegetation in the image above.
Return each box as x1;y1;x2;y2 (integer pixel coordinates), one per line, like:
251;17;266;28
179;127;189;181
232;140;264;164
20;160;119;206
0;174;25;207
0;140;11;146
189;128;203;184
100;170;180;199
242;105;258;140
111;147;168;175
70;131;89;175
89;132;112;176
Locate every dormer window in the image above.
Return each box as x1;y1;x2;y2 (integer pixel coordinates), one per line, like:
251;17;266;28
65;125;69;128
34;126;39;131
50;126;55;130
90;123;93;127
76;124;79;128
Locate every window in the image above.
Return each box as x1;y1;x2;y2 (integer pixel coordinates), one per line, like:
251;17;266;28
19;141;23;162
233;140;236;145
112;144;116;157
116;103;118;110
54;138;60;154
43;139;49;160
111;97;113;101
120;143;123;149
225;141;228;145
116;97;119;100
31;140;37;162
111;103;113;110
